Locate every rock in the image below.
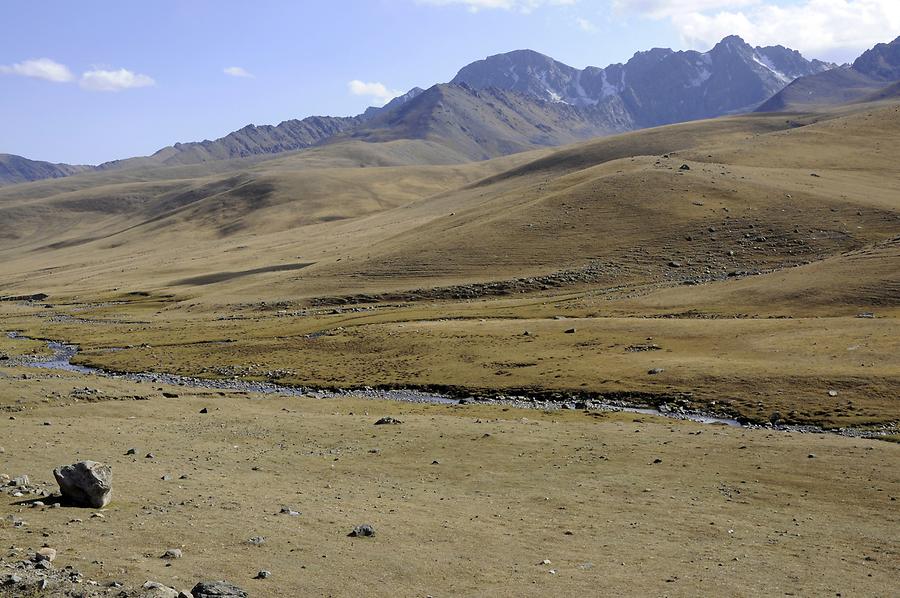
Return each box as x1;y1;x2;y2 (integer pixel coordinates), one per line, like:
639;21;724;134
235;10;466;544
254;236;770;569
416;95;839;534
247;536;266;546
769;411;782;424
35;547;56;562
856;312;875;318
254;570;271;579
125;448;137;455
162;548;183;559
808;453;816;459
279;506;300;516
374;417;402;425
11;474;29;487
199;408;209;414
564;328;576;334
162;392;179;398
348;524;376;537
647;368;665;375
52;460;112;508
177;592;194;598
827;390;838;397
679;164;691;170
143;581;179;598
191;580;248;598
146;453;155;459
668;261;683;268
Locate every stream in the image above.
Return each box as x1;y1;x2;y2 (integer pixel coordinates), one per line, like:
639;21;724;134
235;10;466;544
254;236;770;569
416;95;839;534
6;331;744;426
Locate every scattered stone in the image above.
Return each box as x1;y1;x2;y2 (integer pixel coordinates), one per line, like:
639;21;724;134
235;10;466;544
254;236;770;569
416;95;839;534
679;164;691;170
808;454;816;459
146;453;155;459
652;458;663;464
828;390;839;397
125;448;137;455
162;392;179;398
856;312;875;318
191;580;249;598
143;581;180;598
199;407;209;414
161;474;173;481
647;368;665;375
564;328;576;334
35;547;57;562
374;417;402;425
626;344;661;352
162;548;183;559
254;570;271;579
11;474;29;487
247;536;266;546
279;506;300;516
53;460;112;508
348;524;376;537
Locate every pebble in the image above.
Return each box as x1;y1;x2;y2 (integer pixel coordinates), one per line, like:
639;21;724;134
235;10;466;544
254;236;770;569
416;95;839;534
162;548;183;559
35;547;56;562
279;506;300;516
125;448;137;455
191;580;248;597
348;524;376;537
374;417;402;425
254;570;271;579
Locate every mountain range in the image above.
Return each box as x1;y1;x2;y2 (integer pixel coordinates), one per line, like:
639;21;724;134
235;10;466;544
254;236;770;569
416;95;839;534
758;36;900;111
6;35;900;186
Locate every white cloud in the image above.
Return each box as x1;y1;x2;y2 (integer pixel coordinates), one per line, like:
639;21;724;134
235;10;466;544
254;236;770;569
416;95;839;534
416;0;576;13
0;58;74;82
79;68;155;92
613;1;759;19
616;0;900;61
576;16;597;31
348;80;403;105
224;66;254;78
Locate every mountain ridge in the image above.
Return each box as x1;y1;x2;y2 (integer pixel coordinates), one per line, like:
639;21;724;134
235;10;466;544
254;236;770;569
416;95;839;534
0;35;858;187
758;36;900;112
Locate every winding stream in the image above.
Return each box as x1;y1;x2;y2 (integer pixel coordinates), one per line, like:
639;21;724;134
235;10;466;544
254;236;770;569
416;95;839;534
6;331;744;426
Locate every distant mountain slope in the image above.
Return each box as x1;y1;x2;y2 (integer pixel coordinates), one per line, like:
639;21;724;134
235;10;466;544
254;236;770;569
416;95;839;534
452;36;833;128
0;154;93;186
758;36;900;111
0;35;842;187
343;83;633;160
96;115;364;171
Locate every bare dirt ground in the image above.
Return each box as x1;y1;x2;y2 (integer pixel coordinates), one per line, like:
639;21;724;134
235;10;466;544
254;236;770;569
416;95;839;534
1;368;898;597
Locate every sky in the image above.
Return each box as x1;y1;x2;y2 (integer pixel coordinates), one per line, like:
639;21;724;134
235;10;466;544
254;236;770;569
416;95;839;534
2;0;898;164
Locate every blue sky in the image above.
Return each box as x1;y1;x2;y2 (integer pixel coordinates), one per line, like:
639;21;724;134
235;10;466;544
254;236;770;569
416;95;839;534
2;0;898;164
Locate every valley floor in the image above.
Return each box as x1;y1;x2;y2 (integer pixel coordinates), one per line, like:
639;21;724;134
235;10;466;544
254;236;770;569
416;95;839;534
0;367;898;597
